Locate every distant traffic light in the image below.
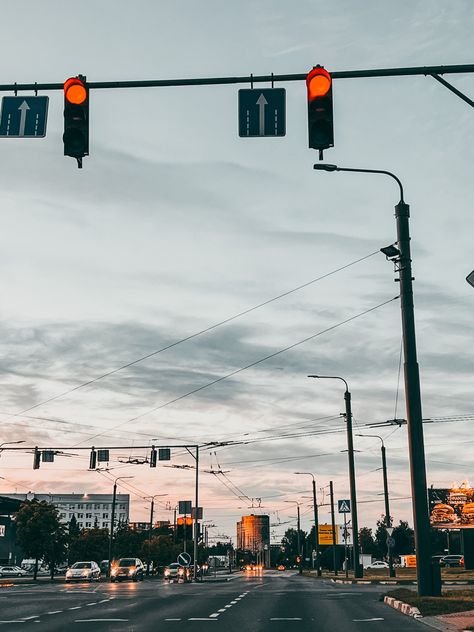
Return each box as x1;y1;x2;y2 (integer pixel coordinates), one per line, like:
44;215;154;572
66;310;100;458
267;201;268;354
63;75;89;168
150;447;157;468
33;447;41;470
306;66;334;158
89;448;97;470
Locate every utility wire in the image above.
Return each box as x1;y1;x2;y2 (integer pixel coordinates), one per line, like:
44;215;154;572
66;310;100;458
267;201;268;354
6;251;378;421
76;294;399;445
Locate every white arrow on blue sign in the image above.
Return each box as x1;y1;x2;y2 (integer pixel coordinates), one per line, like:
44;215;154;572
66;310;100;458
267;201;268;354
0;96;49;138
238;88;286;137
338;499;351;513
177;552;191;567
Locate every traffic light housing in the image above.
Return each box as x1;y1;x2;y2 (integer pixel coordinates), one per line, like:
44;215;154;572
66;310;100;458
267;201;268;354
89;448;97;470
150;447;157;468
306;66;334;157
33;447;40;470
63;75;89;168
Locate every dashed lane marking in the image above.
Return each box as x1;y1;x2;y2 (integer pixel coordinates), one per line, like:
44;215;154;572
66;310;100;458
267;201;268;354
46;611;63;615
68;606;81;610
164;619;181;621
75;620;128;623
188;618;218;621
209;613;220;618
353;618;384;622
270;618;302;621
21;616;39;620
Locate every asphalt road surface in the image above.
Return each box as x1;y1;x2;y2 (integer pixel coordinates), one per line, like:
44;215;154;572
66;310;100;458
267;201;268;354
0;570;426;631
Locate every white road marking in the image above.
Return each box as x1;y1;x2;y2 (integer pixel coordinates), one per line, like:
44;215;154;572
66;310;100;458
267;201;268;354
188;618;218;621
46;611;63;614
209;613;220;618
21;616;39;620
353;618;384;622
164;619;181;621
218;609;226;612
224;604;232;608
68;606;81;610
85;602;97;606
270;618;302;621
75;619;129;623
230;600;238;604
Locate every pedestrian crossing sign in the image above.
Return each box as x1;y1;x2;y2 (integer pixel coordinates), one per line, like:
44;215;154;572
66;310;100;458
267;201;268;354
338;499;351;513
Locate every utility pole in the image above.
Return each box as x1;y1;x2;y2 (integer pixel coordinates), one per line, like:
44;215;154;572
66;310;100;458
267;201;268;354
107;476;133;580
147;497;154;576
295;472;321;576
330;481;338;576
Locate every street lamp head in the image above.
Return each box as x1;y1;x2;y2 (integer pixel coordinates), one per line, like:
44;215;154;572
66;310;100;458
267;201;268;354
380;244;400;259
313;163;338;172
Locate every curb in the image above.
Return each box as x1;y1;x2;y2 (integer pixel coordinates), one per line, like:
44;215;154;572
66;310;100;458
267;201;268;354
331;578;474;586
384;595;422;618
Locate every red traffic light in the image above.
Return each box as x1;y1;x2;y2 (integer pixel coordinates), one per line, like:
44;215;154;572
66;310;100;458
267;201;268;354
306;66;334;154
64;77;87;105
306;67;332;100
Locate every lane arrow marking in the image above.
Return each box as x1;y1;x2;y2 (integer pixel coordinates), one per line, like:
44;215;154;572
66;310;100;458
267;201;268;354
18;100;30;136
256;93;268;136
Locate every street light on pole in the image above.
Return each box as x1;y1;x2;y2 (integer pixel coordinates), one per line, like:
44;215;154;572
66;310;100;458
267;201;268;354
313;163;435;596
356;433;395;577
308;375;362;578
284;500;302;574
144;493;167;576
107;476;133;580
295;472;321;576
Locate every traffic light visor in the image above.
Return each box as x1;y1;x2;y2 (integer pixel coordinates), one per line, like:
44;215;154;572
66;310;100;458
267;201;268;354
64;78;87;104
306;68;332;100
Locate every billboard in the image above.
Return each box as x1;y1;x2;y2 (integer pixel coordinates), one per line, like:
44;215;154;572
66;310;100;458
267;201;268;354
318;524;353;545
429;481;474;529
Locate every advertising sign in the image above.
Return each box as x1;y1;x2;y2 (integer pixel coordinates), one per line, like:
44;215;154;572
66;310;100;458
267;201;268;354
429;481;474;529
318;524;353;546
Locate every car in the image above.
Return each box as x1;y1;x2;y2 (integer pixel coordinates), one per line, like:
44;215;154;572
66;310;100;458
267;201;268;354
431;555;446;565
365;560;389;570
110;558;145;582
440;555;464;568
163;562;190;582
65;561;101;582
0;565;28;577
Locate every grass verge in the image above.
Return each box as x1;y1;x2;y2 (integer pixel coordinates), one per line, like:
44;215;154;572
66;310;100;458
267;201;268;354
385;588;474;616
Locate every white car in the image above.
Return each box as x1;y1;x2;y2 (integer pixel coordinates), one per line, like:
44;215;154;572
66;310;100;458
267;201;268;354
365;560;389;570
65;561;101;582
0;565;28;577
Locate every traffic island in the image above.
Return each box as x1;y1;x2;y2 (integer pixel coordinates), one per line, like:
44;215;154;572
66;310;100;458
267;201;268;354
383;588;474;630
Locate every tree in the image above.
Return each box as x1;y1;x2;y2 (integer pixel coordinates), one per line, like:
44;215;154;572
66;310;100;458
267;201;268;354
15;500;66;580
68;515;80;538
359;527;377;556
68;528;109;564
392;520;415;556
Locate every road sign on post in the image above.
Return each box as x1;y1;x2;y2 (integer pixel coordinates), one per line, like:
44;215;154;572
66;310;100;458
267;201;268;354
467;270;474;288
0;96;49;138
338;499;351;513
178;500;192;514
177;552;191;567
238;88;285;137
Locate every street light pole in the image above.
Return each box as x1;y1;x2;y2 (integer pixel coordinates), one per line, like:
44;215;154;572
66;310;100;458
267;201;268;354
308;375;362;578
107;476;133;580
329;480;338;576
295;472;321;576
313;163;434;596
356;434;395;577
285;500;302;574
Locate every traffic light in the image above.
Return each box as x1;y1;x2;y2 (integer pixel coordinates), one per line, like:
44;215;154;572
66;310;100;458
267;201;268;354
306;66;334;158
63;75;89;168
150;447;157;468
33;447;40;470
89;448;97;470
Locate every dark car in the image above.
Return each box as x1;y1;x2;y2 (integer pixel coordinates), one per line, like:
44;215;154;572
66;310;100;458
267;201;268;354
440;555;464;568
111;558;145;582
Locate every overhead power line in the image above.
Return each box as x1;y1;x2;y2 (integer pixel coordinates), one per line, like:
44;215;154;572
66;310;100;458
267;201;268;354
75;294;399;445
5;251;378;423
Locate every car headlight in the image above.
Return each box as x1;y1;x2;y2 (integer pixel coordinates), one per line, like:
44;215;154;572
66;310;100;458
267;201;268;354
66;571;72;577
111;568;117;576
178;568;184;576
164;569;170;576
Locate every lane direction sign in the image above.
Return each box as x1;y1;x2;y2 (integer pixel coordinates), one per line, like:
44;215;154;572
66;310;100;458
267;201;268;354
338;499;351;514
178;552;191;567
238;88;285;137
0;96;49;138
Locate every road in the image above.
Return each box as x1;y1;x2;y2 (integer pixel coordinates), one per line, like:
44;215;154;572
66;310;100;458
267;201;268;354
0;570;425;630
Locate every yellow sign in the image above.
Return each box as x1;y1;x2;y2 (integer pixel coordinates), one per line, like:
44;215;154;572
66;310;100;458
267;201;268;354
318;524;338;545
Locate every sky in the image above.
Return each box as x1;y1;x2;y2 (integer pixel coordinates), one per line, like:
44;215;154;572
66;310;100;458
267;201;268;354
0;0;473;547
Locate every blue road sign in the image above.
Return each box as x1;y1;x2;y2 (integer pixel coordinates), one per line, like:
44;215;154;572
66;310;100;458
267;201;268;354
338;499;351;513
239;88;285;137
0;96;49;138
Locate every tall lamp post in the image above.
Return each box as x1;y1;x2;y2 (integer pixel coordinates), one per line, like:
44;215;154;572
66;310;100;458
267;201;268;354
356;434;395;577
308;375;362;578
144;493;167;576
107;476;133;580
285;500;302;574
295;472;321;576
313;163;434;596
